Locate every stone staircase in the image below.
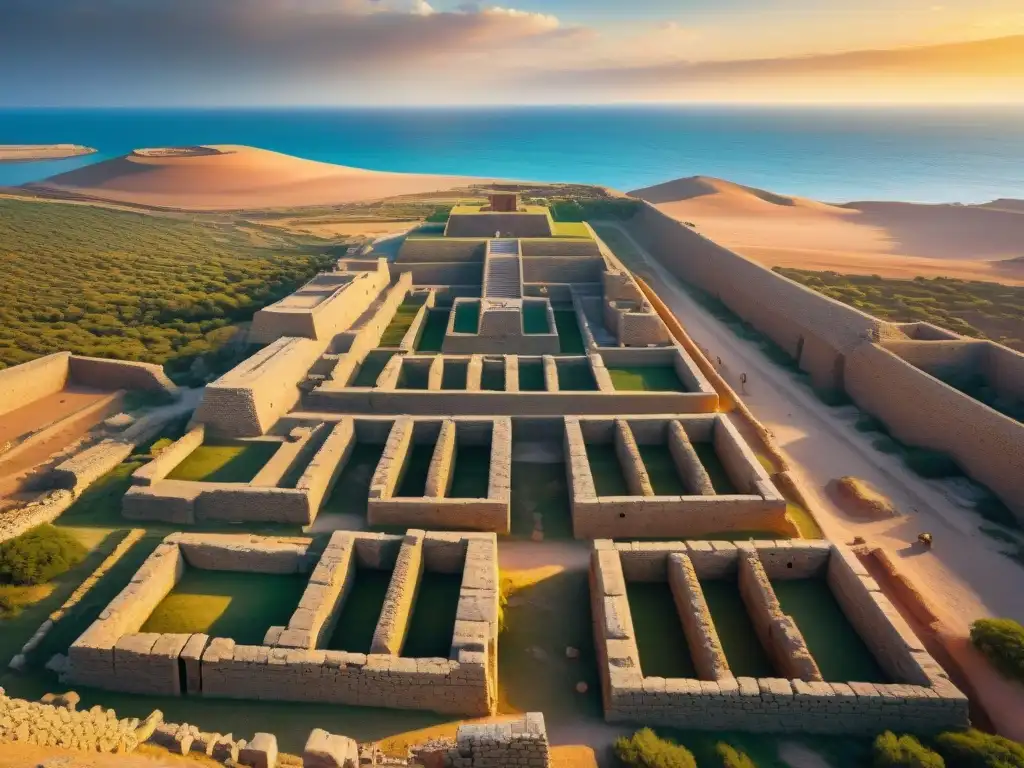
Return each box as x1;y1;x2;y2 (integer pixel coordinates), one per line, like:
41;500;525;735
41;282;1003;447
484;240;522;299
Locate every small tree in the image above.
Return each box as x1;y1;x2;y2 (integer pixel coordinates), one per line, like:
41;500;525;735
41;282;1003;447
0;524;87;586
716;742;757;768
872;732;944;768
613;729;697;768
971;618;1024;684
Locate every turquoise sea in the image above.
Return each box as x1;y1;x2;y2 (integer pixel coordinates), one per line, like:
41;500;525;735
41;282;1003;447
1;106;1023;204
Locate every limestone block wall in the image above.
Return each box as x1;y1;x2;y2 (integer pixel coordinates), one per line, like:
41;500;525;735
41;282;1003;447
447;713;550;768
844;342;1024;520
131;426;205;486
613;308;672;347
566;415;789;539
0;489;75;544
446;213;552;238
520;239;601;258
397;262;484;288
591;540;970;733
0;352;72;417
68;355;178;395
367;418;512;533
398;239;486;263
69;531;500;715
522;256;605;284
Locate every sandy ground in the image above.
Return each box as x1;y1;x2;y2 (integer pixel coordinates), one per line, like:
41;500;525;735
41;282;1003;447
0;144;96;163
606;221;1024;738
27;146;481;211
630;176;1024;284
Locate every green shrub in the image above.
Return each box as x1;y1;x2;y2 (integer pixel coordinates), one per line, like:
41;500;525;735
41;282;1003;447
872;436;905;455
970;618;1024;684
614;728;697;768
934;729;1024;768
716;742;757;768
0;525;87;586
872;732;944;767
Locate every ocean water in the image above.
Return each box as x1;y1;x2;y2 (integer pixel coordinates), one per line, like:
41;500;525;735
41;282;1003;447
1;106;1023;204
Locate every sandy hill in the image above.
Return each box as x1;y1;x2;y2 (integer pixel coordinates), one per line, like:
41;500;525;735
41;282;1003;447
26;145;478;210
630;175;1024;284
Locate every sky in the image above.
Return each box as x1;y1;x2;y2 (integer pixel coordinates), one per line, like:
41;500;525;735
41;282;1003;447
0;0;1022;106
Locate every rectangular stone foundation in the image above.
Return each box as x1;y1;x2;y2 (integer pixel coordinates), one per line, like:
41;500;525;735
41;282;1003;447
67;530;499;717
590;540;969;733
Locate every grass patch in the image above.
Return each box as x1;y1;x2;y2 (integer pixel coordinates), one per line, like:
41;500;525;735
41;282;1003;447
772;579;889;683
585;443;631;497
325;568;393;653
638;445;688;496
510;459;573;539
970;618;1024;684
140;569;307;645
352;351;396;387
416;309;449;352
449;445;491;499
453;302;480;334
166;442;280;483
0;524;87;586
402;572;461;658
0;583;56;620
548;198;640;223
395;443;435;498
321;443;386;518
608;366;686;393
518;361;547;391
626;582;697;679
550;221;593;238
379;302;421;347
692;443;738;495
615;729;696;768
556;361;598;391
700;580;775;677
522;302;551;334
554;310;586;354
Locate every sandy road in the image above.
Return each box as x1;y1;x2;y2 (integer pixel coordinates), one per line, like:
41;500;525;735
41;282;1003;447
601;222;1024;628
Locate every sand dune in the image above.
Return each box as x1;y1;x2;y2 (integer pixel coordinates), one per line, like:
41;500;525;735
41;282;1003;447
27;145;479;210
630;176;1024;284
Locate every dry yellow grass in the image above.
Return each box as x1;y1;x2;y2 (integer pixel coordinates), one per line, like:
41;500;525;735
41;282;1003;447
831;475;897;518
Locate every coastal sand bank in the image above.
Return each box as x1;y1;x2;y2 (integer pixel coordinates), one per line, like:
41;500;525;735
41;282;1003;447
0;144;96;163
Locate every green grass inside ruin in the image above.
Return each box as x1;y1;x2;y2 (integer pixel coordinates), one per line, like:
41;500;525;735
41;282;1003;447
585;443;631;497
416;309;450;352
637;444;688;495
140;569;307;645
448;445;491;499
608;366;686;393
510;459;573;539
554;311;586;354
627;582;698;679
325;568;393;653
481;364;506;392
396;443;436;498
517;362;547;391
166;442;280;483
321;443;386;518
550;221;593;238
353;351;396;387
397;363;430;390
379;302;422;347
402;573;462;659
453;302;480;334
700;580;776;678
772;579;889;683
693;443;738;494
441;361;468;390
522;302;551;334
557;362;598;391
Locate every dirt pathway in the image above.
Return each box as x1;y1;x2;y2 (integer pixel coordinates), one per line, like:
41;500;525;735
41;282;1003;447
603;222;1024;628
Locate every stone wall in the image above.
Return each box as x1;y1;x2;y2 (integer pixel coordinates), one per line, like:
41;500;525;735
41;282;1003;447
67;355;178;395
844;342;1024;520
521;256;605;284
446;213;552;238
566;415;790;540
520;239;601;259
591;540;970;733
67;531;500;717
445;714;550;768
397;239;486;263
0;352;71;417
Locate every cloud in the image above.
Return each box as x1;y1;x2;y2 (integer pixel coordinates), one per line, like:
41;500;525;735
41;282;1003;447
537;34;1024;96
0;0;573;103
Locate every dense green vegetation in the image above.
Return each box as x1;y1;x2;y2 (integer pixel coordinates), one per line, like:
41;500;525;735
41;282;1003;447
873;732;944;767
615;729;697;768
970;618;1024;684
547;197;641;222
608;366;687;392
0;198;334;381
934;729;1024;768
165;442;280;483
0;525;87;587
775;269;1024;352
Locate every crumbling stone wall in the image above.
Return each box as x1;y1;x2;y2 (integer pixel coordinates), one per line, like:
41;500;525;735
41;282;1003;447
0;352;71;417
590;540;969;733
67;355;177;395
445;713;550;768
446;212;552;238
